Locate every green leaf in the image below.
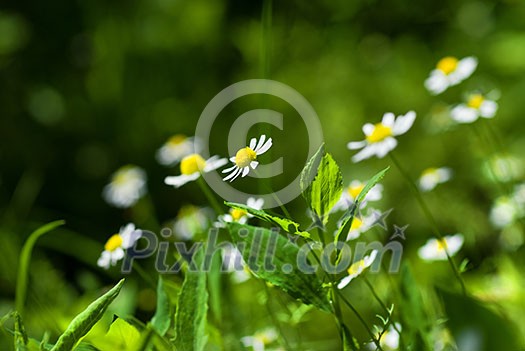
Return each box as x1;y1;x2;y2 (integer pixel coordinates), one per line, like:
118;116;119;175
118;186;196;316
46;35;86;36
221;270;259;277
151;276;171;337
224;202;310;238
334;167;389;244
16;220;65;316
175;247;208;351
300;144;343;224
14;312;28;351
50;279;125;351
90;318;141;351
228;222;332;312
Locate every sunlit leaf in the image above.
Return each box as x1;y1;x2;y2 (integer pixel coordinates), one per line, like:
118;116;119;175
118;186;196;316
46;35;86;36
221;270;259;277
91;318;141;351
151;276;171;337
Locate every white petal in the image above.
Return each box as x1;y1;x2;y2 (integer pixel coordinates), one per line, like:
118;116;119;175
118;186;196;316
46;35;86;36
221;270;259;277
255;138;272;155
352;144;378;163
337;276;353;289
425;71;449;95
392;111;416;135
249;137;257;149
347;140;366;150
375;138;397;158
229;156;236;162
255;135;266;151
204;156;229;172
110;248;125;264
222;164;238;173
250;161;259;169
122;229;142;249
445;234;464;255
450;105;479;123
381;113;395;128
223;167;241;182
479;100;498;118
362;123;375;136
165;173;200;188
455;56;478;81
436;167;453;182
97;251;111;269
241;167;250;177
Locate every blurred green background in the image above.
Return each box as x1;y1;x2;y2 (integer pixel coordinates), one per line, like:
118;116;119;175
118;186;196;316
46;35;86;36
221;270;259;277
1;0;525;349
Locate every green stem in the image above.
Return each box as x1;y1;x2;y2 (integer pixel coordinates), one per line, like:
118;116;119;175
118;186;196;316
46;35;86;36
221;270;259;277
197;177;223;215
388;153;467;295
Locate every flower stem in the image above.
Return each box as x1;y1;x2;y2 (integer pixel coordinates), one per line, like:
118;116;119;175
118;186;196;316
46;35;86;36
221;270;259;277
197;176;223;215
388;152;467;295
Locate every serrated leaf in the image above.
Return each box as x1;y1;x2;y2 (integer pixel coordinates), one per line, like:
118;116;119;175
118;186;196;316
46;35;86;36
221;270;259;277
224;202;310;238
50;279;125;351
228;222;332;312
151;276;171;337
334;167;389;244
175;247;208;351
300;145;343;224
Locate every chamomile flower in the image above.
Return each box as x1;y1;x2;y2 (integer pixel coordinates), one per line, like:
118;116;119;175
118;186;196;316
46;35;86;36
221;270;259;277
174;205;213;240
418;167;453;192
489;196;522;229
367;323;401;351
164;154;228;188
450;93;498;124
332;180;383;212
335;213;375;241
218;197;264;225
103;165;147;208
424;56;478;95
221;246;251;283
156;134;201;166
97;223;142;269
241;328;278;351
222;135;272;182
418;234;464;261
337;250;378;289
348;111;416;163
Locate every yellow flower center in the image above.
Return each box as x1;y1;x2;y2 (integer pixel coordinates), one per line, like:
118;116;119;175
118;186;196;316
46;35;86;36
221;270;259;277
366;123;393;143
113;172;130;185
235;147;257;168
437;56;458;75
168;134;186;145
180;154;206;175
422;167;437;177
348;184;365;199
105;234;123;252
230;208;248;221
350;217;363;231
437;239;448;251
347;259;366;276
467;94;484;109
255;332;273;345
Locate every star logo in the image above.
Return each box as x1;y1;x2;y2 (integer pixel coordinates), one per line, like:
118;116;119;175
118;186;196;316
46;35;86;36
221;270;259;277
369;208;393;231
390;224;408;240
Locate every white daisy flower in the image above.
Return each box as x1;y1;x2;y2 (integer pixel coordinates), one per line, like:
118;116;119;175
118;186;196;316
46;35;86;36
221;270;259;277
97;223;142;269
418;234;464;261
334;212;375;241
241;327;278;351
337;250;378;289
418;167;453;192
174;205;213;240
347;111;416;163
221;246;251;283
489;196;522;229
332;180;383;212
424;56;478;95
155;134;201;166
367;323;401;351
164;153;228;188
450;93;498;124
218;197;264;225
103;165;147;208
222;135;272;182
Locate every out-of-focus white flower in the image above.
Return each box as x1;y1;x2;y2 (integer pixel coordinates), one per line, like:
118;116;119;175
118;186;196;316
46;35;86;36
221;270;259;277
347;111;416;162
174;205;213;240
103;165;146;208
164;154;227;188
484;154;524;183
97;223;142;269
218;197;264;225
222;135;272;182
490;196;522;229
221;246;251;283
418;167;453;192
512;183;525;207
367;323;401;351
156;134;201;166
418;234;464;261
425;56;477;95
337;250;378;289
450;93;498;124
241;328;278;351
332;180;383;212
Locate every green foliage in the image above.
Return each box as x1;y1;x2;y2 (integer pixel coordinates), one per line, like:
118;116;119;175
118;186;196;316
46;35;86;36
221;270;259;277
224;201;310;238
300;144;343;225
151;276;172;337
174;247;208;351
51;279;125;351
90;318;141;351
228;222;332;313
14;312;28;351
